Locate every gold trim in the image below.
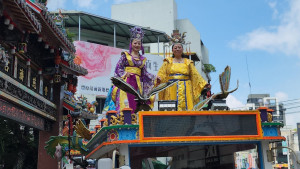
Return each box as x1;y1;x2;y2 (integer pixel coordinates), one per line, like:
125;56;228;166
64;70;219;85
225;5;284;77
124;52;134;66
140;58;146;68
169;74;190;80
135;75;142;94
125;67;141;76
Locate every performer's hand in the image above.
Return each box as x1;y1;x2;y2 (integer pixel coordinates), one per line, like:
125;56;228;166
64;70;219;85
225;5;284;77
156;76;161;85
205;83;211;89
124;72;132;78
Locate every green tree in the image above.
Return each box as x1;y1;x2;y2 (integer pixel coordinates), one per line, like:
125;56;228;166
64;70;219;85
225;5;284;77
0;117;38;169
203;64;216;73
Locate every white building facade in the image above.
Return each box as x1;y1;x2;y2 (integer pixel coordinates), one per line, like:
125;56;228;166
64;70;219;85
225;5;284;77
112;0;210;81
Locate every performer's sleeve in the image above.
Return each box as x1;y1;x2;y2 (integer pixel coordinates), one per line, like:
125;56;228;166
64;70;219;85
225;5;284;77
189;62;207;104
141;64;156;108
141;66;156;85
141;64;156;96
114;54;127;78
157;61;168;84
157;61;169;100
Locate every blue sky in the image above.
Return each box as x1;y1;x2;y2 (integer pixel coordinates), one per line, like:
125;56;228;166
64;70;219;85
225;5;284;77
46;0;300;127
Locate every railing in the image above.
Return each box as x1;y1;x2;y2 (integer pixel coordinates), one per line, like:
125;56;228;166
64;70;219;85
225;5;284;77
273;114;285;123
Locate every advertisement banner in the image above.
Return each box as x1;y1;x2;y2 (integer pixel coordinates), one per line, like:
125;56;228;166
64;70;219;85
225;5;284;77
74;41;163;96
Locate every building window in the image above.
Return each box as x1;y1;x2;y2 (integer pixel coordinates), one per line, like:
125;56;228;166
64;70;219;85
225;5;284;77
96;97;106;114
144;46;150;53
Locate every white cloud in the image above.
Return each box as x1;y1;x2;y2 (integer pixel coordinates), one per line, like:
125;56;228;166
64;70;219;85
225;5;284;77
230;0;300;57
46;0;67;11
72;0;95;9
285;110;300;128
275;91;288;102
268;1;278;19
226;95;246;110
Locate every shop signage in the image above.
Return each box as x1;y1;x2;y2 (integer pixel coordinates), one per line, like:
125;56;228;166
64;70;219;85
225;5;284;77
0;99;45;130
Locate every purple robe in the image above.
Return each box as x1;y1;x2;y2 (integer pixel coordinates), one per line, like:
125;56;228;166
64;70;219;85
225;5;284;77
112;52;156;113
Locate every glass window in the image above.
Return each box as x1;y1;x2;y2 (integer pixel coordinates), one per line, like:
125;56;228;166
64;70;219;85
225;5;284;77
96;97;106;114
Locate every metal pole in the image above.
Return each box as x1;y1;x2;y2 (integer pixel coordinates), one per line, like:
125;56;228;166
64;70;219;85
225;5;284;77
163;44;165;58
157;36;160;56
288;135;291;169
68;114;71;160
78;15;81;41
114;24;116;48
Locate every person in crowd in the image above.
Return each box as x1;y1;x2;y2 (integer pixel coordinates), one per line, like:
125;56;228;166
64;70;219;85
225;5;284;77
111;26;159;113
157;31;209;111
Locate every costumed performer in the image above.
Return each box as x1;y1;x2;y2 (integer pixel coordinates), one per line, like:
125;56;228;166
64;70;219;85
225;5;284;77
157;30;209;111
111;26;159;113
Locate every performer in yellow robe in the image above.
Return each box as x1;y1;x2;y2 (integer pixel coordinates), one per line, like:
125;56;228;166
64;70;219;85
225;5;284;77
157;43;207;111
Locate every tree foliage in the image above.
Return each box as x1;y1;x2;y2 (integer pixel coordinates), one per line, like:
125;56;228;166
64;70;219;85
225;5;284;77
0;117;38;169
203;64;216;73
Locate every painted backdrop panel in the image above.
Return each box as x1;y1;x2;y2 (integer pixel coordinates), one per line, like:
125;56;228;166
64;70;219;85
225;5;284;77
75;41;163;96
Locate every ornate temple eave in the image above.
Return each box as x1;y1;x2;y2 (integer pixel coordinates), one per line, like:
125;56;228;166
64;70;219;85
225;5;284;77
63;99;97;120
80;111;98;120
35;10;74;53
22;0;76;54
63;99;81;112
60;61;88;76
0;71;57;121
3;0;41;34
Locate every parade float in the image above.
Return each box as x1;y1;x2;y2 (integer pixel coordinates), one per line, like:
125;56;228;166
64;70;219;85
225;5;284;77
45;65;286;169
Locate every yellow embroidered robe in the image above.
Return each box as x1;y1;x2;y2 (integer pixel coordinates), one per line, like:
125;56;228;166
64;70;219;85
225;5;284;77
157;57;207;111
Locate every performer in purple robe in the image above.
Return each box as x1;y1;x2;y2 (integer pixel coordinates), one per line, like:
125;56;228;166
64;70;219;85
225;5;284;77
111;27;158;113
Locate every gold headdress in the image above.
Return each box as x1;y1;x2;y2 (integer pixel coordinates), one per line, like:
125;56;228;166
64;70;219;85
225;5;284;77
167;30;187;45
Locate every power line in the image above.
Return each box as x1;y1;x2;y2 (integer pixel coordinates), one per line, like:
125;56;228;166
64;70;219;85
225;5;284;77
281;101;300;106
279;98;300;103
285;111;300;115
284;105;300;110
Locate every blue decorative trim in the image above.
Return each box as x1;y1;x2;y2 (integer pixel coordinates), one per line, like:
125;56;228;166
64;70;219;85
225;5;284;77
169;79;188;81
176;82;179;106
262;127;278;136
184;81;187;110
118;128;138;140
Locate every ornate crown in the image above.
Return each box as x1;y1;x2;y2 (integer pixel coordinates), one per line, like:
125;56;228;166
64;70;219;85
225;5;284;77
130;26;145;41
167;30;186;45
